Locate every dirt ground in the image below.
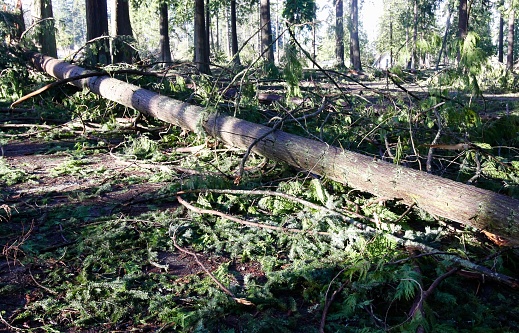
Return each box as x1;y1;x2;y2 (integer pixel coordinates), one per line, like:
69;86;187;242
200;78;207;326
0;135;266;328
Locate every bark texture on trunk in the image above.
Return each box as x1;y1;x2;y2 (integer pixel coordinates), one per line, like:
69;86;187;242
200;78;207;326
507;9;515;70
85;0;110;64
32;0;57;58
113;0;138;64
335;0;345;68
458;0;468;40
260;0;274;63
194;0;210;74
349;0;362;71
230;0;240;66
29;53;519;245
159;2;172;64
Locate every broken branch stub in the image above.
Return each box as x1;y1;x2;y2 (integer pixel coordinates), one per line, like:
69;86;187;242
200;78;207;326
29;53;519;245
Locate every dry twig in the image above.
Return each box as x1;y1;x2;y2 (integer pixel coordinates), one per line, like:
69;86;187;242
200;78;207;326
171;225;253;306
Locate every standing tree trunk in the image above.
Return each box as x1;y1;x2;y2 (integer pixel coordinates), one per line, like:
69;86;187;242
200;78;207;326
15;0;25;38
334;0;345;68
194;0;211;74
85;0;110;65
507;9;515;70
349;0;362;71
32;0;57;58
230;0;240;66
260;0;274;64
158;1;171;64
436;6;451;70
205;0;211;61
458;0;468;40
113;0;138;63
499;14;504;63
411;0;418;70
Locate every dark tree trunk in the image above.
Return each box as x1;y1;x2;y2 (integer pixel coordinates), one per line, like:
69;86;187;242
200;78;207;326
85;0;110;64
260;0;274;64
113;0;138;63
205;0;211;61
335;0;345;68
33;0;57;58
230;0;241;66
458;0;468;40
349;0;362;71
194;0;211;74
499;14;504;63
507;9;515;70
158;1;171;64
15;0;25;37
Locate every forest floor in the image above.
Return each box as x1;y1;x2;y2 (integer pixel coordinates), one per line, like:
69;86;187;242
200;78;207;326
1;73;519;332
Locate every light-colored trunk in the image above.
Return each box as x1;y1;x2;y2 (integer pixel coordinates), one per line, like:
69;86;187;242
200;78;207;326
30;53;519;245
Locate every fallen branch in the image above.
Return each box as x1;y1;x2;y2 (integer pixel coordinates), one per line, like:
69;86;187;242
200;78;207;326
171;225;253;306
176;195;332;237
176;190;519;289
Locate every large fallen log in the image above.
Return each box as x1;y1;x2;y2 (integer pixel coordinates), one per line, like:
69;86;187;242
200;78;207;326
28;53;519;245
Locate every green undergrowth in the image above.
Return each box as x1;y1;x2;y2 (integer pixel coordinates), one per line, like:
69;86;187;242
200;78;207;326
1;46;519;332
2;174;519;332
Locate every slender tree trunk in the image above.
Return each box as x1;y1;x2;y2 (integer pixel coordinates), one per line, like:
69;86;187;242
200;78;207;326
458;0;468;40
32;0;57;58
226;5;231;57
411;0;418;70
335;0;345;68
158;1;171;64
15;0;25;37
230;0;240;65
349;0;362;71
499;14;504;63
85;0;110;64
260;0;274;64
507;9;515;70
113;0;138;63
31;53;519;246
205;0;211;61
194;0;211;74
436;6;451;70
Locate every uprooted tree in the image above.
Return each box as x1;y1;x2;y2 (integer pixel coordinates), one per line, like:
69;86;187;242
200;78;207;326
25;52;519;245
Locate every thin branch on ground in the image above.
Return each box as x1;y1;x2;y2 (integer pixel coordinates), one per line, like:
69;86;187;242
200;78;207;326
320;267;350;333
427;108;443;173
171;225;253;306
176;195;331;237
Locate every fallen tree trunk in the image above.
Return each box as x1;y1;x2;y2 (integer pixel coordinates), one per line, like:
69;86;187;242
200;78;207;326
29;53;519;245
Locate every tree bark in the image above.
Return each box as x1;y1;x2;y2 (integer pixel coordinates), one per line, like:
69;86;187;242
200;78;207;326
194;0;211;74
158;1;172;64
507;9;515;70
458;0;468;40
113;0;138;64
436;7;451;70
15;0;25;38
32;0;57;58
335;0;345;68
411;0;418;70
260;0;274;64
205;0;211;62
29;53;519;246
349;0;362;71
499;14;504;63
85;0;110;64
230;0;241;66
